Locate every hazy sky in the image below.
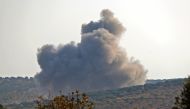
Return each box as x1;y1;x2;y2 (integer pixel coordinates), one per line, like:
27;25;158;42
0;0;190;79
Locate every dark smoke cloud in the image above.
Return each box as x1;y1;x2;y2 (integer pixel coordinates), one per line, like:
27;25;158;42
35;9;147;92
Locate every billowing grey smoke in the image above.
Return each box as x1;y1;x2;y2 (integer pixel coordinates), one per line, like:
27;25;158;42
35;9;147;92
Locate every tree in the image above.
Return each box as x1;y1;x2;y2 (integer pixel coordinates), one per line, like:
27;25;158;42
0;104;5;109
172;77;190;109
35;90;95;109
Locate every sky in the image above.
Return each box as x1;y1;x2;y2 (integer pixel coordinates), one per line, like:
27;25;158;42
0;0;190;79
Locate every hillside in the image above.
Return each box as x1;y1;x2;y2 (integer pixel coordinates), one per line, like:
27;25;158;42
89;79;183;109
0;77;184;109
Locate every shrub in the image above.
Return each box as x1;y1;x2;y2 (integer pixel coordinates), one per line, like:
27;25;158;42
172;77;190;109
0;104;5;109
35;90;95;109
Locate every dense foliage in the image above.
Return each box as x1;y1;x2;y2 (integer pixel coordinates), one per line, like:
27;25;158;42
0;104;6;109
172;77;190;109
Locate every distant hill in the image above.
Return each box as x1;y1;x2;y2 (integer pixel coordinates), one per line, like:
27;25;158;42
89;78;184;109
0;77;184;109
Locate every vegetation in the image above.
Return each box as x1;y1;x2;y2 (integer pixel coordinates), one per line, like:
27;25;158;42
0;104;6;109
0;77;38;104
35;90;95;109
0;78;185;109
172;77;190;109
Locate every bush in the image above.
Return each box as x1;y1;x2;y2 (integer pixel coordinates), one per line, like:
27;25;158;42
35;90;95;109
0;104;5;109
172;77;190;109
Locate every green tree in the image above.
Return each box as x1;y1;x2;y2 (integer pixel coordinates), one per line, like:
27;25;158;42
0;104;5;109
172;77;190;109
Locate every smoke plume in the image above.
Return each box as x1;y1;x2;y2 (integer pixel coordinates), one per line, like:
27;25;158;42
35;9;147;92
